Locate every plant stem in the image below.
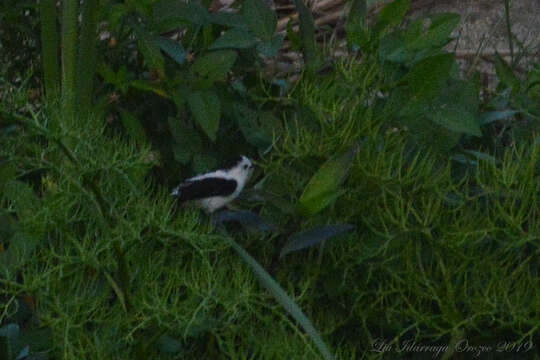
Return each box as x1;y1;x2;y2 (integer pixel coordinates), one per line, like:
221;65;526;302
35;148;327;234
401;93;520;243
61;0;79;121
39;0;60;100
503;0;514;64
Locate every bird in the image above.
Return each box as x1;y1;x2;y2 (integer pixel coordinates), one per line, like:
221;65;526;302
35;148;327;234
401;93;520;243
171;156;254;213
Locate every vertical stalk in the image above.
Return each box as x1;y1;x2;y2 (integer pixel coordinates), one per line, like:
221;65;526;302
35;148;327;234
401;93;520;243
61;0;80;121
503;0;514;63
293;0;317;70
78;0;100;114
39;0;60;100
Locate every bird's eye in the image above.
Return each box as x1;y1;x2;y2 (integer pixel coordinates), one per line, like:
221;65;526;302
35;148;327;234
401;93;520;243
243;165;248;170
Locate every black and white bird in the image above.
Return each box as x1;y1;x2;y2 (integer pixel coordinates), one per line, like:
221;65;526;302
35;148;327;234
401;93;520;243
171;156;254;213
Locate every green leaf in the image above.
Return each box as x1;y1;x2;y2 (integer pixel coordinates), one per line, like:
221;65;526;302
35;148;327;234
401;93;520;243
407;13;460;51
212;210;278;232
379;32;408;63
155;36;186;64
3;181;39;220
480;110;519;124
209;28;257;50
298;144;360;216
130;80;168;97
280;224;354;258
210;12;247;28
157;335;183;354
427;103;481;137
133;25;165;76
153;0;209;28
233;104;279;150
192;153;218;174
226;237;334;360
494;53;520;92
187;91;221;141
118;108;147;144
256;34;285;57
375;0;410;33
404;53;455;100
293;0;317;66
0;231;41;272
242;0;276;41
297;190;346;217
191;50;237;83
168;117;203;164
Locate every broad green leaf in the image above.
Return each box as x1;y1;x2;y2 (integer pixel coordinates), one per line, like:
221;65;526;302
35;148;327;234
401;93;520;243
212;210;278;232
494;53;520;92
463;150;497;164
157;335;183;354
210;12;247;28
209;28;257;50
297;190;346;217
256;34;285;57
192;153;218;174
226;237;334;360
168;117;203;164
233;103;278;150
375;0;410;33
242;0;276;41
480;110;519;124
130;80;168;97
3;181;39;220
407;13;460;51
0;231;41;272
0;160;16;192
153;0;209;28
379;32;408;63
427;104;481;137
187;91;221;141
404;53;455;100
403;114;462;152
298;144;359;216
118;108;147;144
133;25;164;77
280;224;354;258
155;36;186;64
191;50;237;83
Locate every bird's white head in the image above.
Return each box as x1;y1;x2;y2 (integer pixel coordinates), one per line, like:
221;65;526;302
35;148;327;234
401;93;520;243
227;155;253;187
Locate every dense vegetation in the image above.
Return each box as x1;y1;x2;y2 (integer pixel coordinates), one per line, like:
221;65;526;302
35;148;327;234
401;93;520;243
1;0;539;359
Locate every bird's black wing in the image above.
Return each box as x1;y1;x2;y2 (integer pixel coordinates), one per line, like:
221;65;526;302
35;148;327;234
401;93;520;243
174;177;238;202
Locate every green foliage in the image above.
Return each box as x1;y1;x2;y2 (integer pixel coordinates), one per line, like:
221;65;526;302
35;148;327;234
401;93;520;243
298;144;359;216
347;1;487;153
280;224;354;258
